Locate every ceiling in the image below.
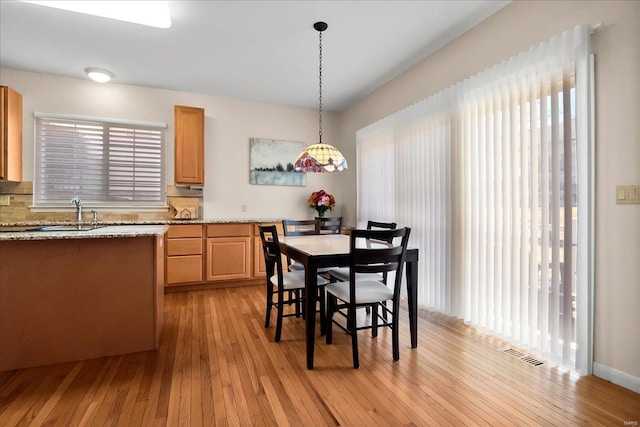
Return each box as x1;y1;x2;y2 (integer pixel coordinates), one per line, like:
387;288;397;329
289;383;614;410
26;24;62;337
0;1;510;112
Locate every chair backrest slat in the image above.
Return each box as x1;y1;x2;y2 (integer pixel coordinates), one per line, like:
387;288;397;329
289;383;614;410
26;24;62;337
366;220;397;243
317;216;343;234
282;219;320;236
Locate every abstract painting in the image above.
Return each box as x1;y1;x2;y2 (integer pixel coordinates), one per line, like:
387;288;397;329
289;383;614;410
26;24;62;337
249;138;306;186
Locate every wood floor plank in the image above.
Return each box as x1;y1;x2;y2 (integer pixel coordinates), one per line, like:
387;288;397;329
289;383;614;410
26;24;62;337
1;284;638;427
27;362;83;426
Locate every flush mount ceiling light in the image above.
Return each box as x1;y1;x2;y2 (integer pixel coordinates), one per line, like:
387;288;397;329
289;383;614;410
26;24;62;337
85;67;114;83
294;22;348;173
23;1;172;28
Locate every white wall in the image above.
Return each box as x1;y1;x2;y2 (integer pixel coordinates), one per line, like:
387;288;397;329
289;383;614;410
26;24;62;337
338;0;640;388
0;69;346;221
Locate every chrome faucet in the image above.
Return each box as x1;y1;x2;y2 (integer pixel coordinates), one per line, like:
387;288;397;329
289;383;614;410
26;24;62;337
71;196;82;222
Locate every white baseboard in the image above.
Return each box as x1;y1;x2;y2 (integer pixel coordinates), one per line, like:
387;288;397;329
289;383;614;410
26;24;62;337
593;362;640;394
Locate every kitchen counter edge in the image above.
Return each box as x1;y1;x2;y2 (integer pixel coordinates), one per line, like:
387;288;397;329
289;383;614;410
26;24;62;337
0;218;284;227
0;225;169;241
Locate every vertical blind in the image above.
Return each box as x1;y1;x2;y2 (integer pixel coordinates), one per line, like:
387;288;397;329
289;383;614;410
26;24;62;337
34;114;167;207
356;25;593;373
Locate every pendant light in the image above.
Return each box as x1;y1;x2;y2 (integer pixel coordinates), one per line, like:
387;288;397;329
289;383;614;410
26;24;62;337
294;22;348;173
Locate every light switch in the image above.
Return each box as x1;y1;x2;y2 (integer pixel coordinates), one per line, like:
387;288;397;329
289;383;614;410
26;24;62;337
0;195;10;206
617;185;640;204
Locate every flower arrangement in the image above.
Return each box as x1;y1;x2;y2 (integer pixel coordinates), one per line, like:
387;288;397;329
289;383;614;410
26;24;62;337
308;189;335;218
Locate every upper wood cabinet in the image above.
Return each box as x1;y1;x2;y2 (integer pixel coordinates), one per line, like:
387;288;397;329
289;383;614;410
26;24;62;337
174;105;204;186
0;86;23;182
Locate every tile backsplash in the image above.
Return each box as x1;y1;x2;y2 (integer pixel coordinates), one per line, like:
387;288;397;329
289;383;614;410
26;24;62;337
0;181;202;223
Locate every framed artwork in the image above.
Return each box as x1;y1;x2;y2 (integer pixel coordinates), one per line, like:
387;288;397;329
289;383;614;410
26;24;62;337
249;138;306;186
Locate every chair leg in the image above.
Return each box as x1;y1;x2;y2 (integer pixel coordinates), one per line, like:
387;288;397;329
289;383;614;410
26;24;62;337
348;306;359;369
392;302;400;361
319;287;326;336
326;293;335;344
265;282;273;328
371;303;378;338
275;289;284;342
293;290;301;318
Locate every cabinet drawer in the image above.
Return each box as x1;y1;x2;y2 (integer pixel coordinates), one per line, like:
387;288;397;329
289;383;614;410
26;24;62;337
167;255;203;284
206;223;252;237
167;224;203;239
167;238;202;256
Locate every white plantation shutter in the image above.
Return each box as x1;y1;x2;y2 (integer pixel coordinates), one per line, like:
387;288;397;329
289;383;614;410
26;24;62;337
34;114;166;207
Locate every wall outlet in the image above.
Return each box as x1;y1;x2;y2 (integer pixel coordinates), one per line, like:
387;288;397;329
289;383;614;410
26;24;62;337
0;195;10;206
241;204;247;213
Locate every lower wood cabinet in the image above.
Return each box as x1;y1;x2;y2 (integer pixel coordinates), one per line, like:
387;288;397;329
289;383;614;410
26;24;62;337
166;222;277;289
166;224;203;286
205;236;252;281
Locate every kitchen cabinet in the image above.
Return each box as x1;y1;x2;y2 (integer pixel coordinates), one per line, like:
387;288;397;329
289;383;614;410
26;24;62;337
205;224;252;281
166;224;203;285
164;222;281;288
174;105;204;186
0;86;22;182
0;232;165;371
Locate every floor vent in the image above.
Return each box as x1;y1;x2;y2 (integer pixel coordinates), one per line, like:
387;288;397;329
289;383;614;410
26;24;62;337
503;348;544;366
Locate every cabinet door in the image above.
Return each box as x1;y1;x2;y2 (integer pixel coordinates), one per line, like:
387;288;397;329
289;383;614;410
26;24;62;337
206;237;251;281
174;105;204;185
253;236;267;277
0;86;22;182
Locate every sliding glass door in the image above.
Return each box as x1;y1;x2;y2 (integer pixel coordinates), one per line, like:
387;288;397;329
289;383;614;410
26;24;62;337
356;25;593;372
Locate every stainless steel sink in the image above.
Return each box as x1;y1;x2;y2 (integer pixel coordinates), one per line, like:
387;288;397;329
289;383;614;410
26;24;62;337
30;225;105;232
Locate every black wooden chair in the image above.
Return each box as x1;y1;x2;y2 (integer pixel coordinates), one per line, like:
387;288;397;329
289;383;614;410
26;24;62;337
328;221;398;317
325;227;411;368
281;218;320;272
328;220;397;282
258;225;328;342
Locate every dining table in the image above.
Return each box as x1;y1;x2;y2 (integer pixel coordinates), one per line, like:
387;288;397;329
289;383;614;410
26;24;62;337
279;233;419;369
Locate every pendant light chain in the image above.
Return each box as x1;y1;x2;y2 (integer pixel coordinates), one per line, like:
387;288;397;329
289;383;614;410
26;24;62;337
318;29;323;143
293;21;347;172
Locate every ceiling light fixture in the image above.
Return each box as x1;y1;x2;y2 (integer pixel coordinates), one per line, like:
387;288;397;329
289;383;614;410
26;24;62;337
294;22;347;173
23;1;172;28
85;67;114;83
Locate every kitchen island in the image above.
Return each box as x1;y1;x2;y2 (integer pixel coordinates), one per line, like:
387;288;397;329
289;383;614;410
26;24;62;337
0;225;167;371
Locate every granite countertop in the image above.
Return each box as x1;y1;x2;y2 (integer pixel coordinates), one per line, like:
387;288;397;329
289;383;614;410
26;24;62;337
0;224;169;241
0;218;287;241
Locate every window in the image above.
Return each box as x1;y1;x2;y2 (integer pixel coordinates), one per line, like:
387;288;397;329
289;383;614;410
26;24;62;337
34;114;167;208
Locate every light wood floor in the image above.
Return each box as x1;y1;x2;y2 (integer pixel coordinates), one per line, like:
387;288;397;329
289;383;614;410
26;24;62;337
1;285;638;426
